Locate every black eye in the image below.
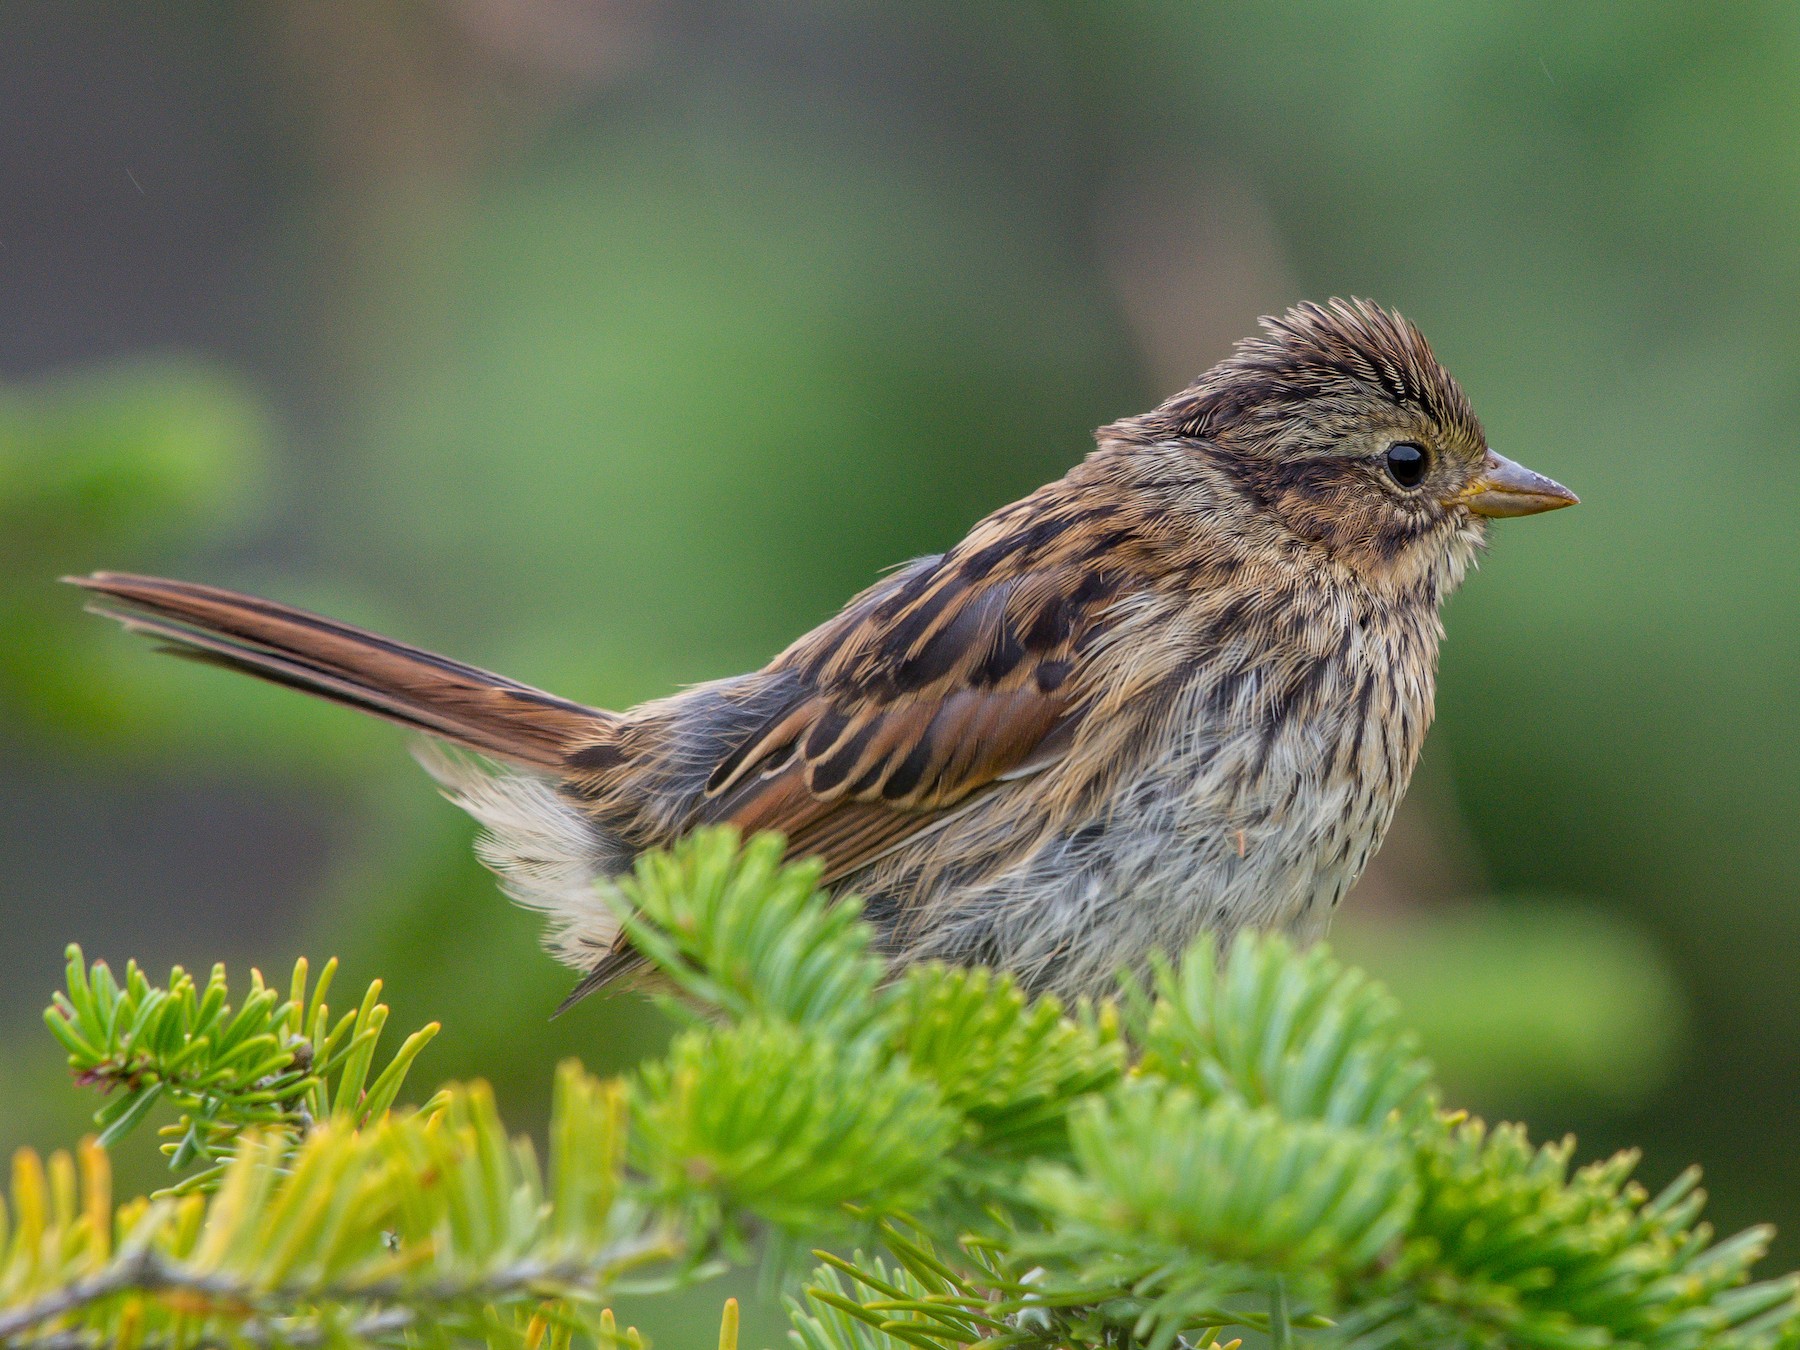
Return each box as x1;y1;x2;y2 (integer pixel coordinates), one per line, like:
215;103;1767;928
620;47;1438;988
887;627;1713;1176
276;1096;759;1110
1385;442;1428;489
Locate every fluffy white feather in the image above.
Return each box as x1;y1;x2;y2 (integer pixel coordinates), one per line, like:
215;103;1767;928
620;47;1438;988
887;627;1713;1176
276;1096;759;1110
412;742;619;968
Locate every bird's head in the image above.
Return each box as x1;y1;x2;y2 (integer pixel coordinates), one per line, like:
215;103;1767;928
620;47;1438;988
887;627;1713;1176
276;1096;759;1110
1108;298;1576;593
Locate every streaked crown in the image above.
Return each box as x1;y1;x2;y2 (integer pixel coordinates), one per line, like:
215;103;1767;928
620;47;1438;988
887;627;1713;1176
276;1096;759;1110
1148;298;1483;452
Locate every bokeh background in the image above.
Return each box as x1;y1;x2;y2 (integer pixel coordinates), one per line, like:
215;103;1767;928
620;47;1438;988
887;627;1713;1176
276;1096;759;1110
2;2;1795;1340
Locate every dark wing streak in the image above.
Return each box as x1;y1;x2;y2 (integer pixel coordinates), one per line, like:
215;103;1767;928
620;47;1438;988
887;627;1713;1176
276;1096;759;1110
685;541;1123;882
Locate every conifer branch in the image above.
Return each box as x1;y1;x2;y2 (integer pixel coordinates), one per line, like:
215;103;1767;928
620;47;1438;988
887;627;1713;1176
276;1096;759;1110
11;828;1800;1350
45;946;439;1190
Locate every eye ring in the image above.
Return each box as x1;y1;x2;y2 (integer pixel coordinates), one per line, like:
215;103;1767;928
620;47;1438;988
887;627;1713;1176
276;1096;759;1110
1384;441;1429;489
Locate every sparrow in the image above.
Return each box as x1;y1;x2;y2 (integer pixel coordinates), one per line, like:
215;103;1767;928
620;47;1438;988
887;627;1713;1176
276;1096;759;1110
70;299;1576;1009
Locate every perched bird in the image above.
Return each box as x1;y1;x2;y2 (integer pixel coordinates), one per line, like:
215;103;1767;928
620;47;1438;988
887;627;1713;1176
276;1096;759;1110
71;299;1575;1009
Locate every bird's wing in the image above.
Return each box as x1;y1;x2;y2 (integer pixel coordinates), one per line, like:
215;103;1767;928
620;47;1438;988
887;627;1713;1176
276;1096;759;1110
690;524;1131;882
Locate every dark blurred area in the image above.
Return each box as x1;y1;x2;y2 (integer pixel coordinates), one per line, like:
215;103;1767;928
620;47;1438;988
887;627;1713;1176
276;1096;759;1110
2;2;1795;1340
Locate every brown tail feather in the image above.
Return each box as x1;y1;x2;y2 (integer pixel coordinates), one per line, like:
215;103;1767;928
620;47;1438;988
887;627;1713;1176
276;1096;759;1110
67;572;612;769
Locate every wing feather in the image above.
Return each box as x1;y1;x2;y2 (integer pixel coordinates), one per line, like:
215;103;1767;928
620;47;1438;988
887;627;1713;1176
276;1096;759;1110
687;497;1134;879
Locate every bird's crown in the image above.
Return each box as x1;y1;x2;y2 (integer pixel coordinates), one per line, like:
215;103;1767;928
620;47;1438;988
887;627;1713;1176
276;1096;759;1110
1148;298;1482;450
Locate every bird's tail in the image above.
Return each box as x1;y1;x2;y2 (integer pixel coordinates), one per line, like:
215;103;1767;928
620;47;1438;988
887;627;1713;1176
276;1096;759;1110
66;572;614;769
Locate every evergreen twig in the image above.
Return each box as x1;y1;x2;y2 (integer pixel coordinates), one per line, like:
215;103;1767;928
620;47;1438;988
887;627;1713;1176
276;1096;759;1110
10;827;1797;1350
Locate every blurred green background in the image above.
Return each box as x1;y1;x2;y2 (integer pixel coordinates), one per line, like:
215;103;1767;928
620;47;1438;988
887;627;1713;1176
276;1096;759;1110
2;1;1795;1340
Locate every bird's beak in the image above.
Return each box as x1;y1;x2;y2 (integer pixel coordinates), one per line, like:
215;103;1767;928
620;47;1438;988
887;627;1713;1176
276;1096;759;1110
1452;450;1579;518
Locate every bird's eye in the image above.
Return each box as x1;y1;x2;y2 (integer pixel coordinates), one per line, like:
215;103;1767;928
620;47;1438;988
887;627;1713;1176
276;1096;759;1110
1384;442;1429;489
